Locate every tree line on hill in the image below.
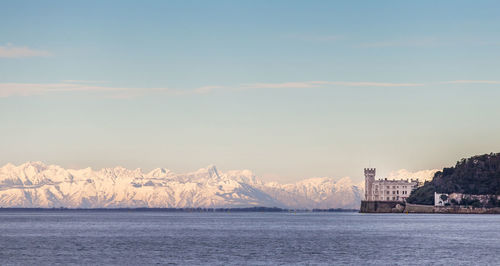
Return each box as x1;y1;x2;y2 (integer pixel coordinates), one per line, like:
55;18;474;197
407;153;500;206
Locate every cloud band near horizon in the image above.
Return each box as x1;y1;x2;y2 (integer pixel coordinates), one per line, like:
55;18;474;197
0;80;498;98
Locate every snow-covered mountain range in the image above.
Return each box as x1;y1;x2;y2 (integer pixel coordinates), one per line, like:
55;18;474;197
0;162;363;209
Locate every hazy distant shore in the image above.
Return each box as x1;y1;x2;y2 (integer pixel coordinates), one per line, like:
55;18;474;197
0;207;359;212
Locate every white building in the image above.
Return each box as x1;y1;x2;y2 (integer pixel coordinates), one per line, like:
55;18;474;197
434;192;449;206
364;168;419;202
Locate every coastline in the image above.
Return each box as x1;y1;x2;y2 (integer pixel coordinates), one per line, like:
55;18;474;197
360;200;500;214
0;207;359;213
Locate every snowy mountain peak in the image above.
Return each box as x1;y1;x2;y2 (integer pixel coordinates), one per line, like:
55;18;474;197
206;164;219;178
336;177;357;187
0;162;362;209
147;168;172;178
20;161;48;172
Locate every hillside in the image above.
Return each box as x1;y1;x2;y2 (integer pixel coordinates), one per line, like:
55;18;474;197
407;153;500;205
0;162;362;209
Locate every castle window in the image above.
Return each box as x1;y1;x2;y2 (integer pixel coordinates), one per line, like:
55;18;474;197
397;191;399;194
387;197;390;200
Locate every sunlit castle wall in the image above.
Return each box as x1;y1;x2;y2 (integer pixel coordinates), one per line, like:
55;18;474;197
364;168;418;202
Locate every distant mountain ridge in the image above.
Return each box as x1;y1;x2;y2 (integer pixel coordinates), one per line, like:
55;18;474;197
0;162;363;209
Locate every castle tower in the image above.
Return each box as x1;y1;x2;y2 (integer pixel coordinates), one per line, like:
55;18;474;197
364;168;376;201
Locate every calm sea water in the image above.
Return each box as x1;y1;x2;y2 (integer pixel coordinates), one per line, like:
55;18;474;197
0;211;498;265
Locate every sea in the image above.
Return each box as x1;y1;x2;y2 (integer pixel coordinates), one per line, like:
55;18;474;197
0;210;498;265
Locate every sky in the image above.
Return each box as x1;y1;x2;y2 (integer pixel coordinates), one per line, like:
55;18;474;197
1;0;500;183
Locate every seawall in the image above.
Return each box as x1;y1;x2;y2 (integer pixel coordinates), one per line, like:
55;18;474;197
360;201;500;214
432;206;500;214
360;201;405;213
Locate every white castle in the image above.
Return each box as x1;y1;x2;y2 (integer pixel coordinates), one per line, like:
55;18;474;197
364;168;419;202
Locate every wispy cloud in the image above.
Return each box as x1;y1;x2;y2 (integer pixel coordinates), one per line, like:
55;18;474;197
0;44;51;58
240;82;319;89
441;80;500;85
360;36;500;48
284;34;344;42
310;81;424;87
0;80;424;98
0;83;129;98
358;37;442;48
5;78;491;98
241;81;424;89
62;80;109;84
0;82;222;98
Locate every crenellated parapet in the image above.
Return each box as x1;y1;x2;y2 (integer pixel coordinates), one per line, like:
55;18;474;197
364;168;376;177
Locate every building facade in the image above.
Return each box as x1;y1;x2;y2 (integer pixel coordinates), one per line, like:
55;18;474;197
364;168;419;202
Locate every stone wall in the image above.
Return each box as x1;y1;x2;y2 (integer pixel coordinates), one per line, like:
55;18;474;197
360;201;405;213
404;203;434;213
433;206;500;214
361;201;500;214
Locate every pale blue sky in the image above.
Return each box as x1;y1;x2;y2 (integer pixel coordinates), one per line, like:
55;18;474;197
1;1;500;182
